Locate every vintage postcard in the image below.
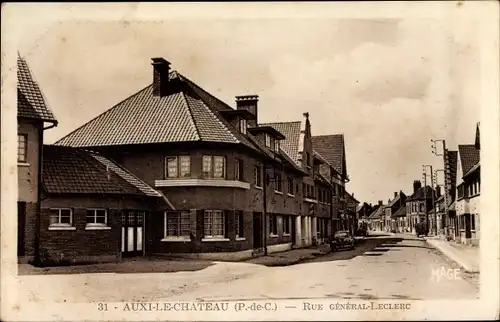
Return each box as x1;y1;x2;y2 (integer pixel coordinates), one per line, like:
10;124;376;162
1;2;499;321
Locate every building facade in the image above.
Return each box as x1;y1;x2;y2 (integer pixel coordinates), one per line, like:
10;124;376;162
406;181;435;234
49;57;349;261
455;124;480;245
17;54;58;264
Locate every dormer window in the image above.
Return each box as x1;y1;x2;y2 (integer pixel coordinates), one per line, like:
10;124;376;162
275;140;280;153
239;118;247;134
265;133;271;147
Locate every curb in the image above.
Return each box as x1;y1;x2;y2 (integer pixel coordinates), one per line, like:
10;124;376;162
425;238;479;273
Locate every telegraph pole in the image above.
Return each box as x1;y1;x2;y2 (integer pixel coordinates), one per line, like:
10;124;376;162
422;167;428;235
431;139;448;238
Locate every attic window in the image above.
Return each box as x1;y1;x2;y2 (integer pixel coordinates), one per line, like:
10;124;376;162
239;118;247;134
275;140;280;153
265;133;271;147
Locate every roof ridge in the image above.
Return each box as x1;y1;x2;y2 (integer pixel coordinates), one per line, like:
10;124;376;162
87;149;162;197
180;91;202;141
72;148;135;194
260;121;302;125
55;84;152;145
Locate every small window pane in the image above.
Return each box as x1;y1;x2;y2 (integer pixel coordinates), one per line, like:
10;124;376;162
203;156;212;177
179;156;191;177
214;156;225;178
166;157;178;178
17;134;27;162
49;209;60;225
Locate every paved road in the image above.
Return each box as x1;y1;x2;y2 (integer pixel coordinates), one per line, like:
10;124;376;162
15;235;478;303
162;234;479;301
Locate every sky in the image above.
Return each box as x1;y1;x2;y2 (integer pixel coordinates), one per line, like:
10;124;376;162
11;3;483;205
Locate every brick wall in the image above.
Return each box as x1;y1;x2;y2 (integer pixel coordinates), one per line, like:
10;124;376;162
18;119;42;203
18;201;37;261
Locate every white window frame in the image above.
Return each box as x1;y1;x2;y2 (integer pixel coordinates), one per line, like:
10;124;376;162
254;164;263;188
163;211;191;241
235;158;243;181
275;140;280;153
283;216;291;235
17;133;28;163
165;156;191;178
239;118;247;134
203;210;228;240
265;133;271;147
48;208;75;230
274;172;282;193
85;208;109;229
235;211;245;240
203;155;226;179
269;215;278;237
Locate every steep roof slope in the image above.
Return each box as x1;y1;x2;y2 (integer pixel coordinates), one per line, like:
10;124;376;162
311;134;346;177
458;144;480;176
17;54;57;123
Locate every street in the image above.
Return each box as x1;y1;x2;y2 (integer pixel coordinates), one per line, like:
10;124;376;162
16;234;478;304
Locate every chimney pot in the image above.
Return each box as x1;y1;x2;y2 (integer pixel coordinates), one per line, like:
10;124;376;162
378;200;383;206
151;57;171;97
394;192;398;198
236;95;258;127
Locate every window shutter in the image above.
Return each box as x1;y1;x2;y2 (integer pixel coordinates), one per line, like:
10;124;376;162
190;209;197;239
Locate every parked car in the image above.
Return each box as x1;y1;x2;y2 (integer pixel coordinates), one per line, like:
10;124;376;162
330;230;355;252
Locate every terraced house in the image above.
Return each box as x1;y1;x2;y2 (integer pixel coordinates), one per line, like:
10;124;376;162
51;57;351;261
455;123;480;245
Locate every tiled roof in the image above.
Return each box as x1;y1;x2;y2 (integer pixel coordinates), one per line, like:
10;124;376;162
407;186;434;201
261;121;302;165
311;134;345;176
368;205;384;219
17;54;57;123
387;192;406;208
458;145;480;177
56;71;262;155
42;145;162;197
391;206;406;218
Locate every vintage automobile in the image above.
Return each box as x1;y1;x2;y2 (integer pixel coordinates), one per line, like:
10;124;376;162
355;223;368;237
330;230;355;252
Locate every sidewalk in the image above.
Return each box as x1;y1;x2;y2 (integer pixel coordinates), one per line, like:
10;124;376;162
244;244;331;267
425;238;479;273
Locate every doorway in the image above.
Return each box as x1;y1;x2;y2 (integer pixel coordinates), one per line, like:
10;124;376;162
253;212;262;249
121;210;145;257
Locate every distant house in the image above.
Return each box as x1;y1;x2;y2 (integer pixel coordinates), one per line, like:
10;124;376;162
455;123;480;245
406;181;435;234
311;134;349;232
17;54;58;264
367;201;385;231
357;202;374;224
384;191;406;233
345;191;359;235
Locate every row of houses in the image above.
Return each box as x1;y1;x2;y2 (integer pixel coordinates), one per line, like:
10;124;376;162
17;54;359;265
360;124;480;246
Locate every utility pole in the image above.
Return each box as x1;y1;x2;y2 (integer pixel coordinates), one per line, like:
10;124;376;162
431;139;448;238
422;167;428;235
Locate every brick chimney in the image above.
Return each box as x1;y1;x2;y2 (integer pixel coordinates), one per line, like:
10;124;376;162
151;57;171;97
378;200;383;206
236;95;258;128
394;192;398;198
413;180;422;193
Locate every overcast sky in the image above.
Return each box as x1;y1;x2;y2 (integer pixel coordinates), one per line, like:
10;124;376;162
12;3;484;205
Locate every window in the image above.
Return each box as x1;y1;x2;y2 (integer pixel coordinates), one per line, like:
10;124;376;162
165;211;191;238
86;209;107;226
269;215;278;235
17;134;27;163
283;216;291;235
165;156;191;178
287;177;294;195
179;156;191;177
471;214;476;231
235;158;243;181
274;172;282;192
204;210;225;238
239;118;247;134
49;208;73;227
306;152;311;167
275;140;280;153
235;211;244;238
254;164;262;187
265;133;271;147
203;156;226;178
